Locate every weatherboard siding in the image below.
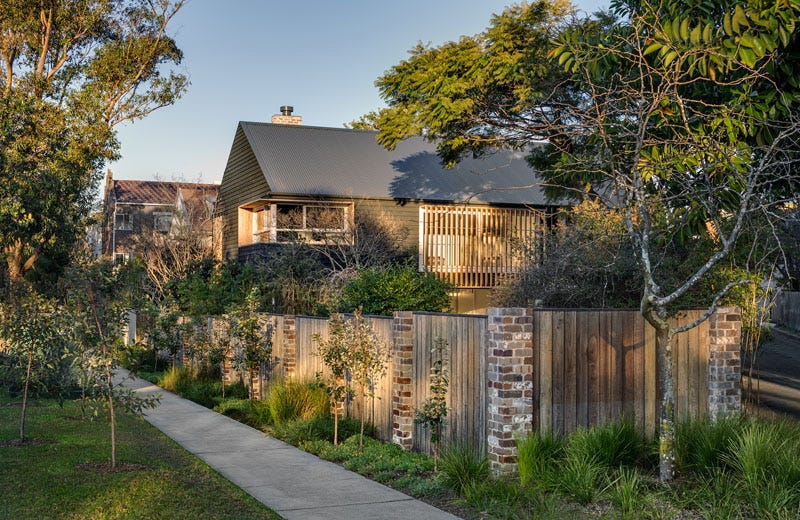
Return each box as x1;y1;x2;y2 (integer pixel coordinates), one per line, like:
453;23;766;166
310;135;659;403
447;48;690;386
217;125;270;259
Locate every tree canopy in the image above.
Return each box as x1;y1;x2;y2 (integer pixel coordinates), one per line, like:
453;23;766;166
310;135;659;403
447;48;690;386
0;0;187;284
372;0;800;482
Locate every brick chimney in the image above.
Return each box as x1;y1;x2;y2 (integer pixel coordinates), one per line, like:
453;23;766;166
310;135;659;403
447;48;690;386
270;105;303;125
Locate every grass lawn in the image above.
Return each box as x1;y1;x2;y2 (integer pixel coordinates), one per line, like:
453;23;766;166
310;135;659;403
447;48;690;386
0;396;281;520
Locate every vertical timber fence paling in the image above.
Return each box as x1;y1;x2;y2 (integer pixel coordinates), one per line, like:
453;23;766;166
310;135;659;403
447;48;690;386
485;308;534;476
197;307;740;472
282;315;296;380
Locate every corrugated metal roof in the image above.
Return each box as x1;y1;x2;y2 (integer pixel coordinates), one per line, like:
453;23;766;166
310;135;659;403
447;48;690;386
238;122;552;205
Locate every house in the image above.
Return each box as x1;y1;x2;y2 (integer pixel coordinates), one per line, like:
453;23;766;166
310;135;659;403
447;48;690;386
216;108;560;313
102;171;219;262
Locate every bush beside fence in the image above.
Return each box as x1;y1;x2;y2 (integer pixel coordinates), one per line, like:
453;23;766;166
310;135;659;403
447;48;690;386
192;307;741;475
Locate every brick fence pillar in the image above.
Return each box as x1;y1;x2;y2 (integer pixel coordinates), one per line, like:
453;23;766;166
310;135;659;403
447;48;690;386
486;307;534;476
392;311;415;450
708;306;742;420
283;315;296;379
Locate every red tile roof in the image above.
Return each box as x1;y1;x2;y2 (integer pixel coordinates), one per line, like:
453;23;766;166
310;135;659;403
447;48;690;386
114;180;219;205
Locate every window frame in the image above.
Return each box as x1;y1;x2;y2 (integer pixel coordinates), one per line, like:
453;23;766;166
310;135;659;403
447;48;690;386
114;213;133;231
153;211;173;233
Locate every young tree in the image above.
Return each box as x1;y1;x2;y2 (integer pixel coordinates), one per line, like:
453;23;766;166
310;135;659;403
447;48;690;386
63;259;159;468
415;338;450;471
314;314;351;445
372;0;800;482
229;288;274;399
345;308;390;451
0;284;62;442
0;0;187;282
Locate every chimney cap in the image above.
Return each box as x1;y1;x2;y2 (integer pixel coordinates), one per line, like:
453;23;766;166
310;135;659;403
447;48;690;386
280;105;294;116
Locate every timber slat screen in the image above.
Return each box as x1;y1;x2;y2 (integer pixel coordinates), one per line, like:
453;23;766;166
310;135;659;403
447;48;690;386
532;309;709;436
419;206;546;288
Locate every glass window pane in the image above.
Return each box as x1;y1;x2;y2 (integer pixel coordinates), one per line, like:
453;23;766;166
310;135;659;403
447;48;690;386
306;206;344;230
276;204;304;229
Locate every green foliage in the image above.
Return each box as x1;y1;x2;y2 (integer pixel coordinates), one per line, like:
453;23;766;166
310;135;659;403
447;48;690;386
565;421;645;469
516;430;565;488
556;454;605;505
169;260;257;318
339;263;452;315
148;306;184;366
250;244;329;315
343;309;390;450
229;288;275;398
274;416;371;446
373;1;574;164
0;284;68;439
313;314;351;444
266;379;329;426
415;337;449;468
723;419;800;493
675;415;743;474
436;443;490;495
0;1;187;282
158;367;247;409
604;467;645;517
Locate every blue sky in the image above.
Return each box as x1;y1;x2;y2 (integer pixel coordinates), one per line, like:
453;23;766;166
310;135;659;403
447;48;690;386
108;0;607;185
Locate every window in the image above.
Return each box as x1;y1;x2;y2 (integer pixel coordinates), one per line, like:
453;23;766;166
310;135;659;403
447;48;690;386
115;213;132;231
244;202;350;245
114;252;131;264
153;212;172;232
252;208;269;243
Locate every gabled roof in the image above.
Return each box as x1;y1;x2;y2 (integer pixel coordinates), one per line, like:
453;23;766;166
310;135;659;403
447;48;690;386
237;122;553;206
114;180;219;205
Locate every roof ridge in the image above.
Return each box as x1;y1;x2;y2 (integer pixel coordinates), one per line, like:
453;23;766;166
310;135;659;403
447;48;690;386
239;121;379;135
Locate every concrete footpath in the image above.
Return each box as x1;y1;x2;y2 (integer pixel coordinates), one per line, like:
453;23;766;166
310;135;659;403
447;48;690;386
119;370;460;520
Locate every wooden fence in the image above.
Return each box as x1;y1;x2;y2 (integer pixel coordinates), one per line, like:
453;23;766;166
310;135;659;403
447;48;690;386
205;307;737;460
531;309;708;437
773;291;800;330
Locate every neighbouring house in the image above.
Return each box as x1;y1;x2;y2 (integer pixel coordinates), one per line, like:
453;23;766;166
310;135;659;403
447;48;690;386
215;107;562;313
102;170;219;262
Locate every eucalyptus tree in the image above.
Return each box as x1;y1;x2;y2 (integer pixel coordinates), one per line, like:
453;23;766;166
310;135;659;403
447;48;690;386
0;0;187;282
373;0;800;482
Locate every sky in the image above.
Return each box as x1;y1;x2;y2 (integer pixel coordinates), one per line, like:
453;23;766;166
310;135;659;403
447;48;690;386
108;0;608;186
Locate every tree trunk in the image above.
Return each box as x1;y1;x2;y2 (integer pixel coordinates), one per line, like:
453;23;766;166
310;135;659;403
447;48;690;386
107;359;116;469
333;402;339;446
655;323;675;483
20;350;32;441
359;389;366;452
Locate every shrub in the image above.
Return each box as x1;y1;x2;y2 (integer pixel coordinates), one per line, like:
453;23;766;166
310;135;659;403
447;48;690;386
213;399;251;422
604;467;644;516
273;416;373;446
516;430;565;488
555;454;605;505
266;380;329;425
675;415;742;475
565;420;644;469
437;443;490;494
339;263;452;315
